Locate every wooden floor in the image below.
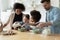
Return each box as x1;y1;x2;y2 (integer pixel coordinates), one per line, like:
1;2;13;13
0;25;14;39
0;30;60;40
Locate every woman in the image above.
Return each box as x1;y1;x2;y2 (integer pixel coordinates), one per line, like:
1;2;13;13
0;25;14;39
3;3;25;29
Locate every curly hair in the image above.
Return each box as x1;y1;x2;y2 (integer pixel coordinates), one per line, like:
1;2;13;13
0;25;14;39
13;3;25;11
30;10;41;22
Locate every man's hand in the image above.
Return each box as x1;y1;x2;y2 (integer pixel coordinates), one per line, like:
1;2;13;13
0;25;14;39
36;22;52;28
36;22;47;28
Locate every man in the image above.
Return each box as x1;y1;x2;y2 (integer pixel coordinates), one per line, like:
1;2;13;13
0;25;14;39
37;0;60;34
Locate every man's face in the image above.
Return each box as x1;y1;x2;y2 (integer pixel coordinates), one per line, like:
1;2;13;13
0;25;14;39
42;2;51;10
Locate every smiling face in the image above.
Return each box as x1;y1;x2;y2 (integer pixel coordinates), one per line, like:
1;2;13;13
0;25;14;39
42;2;51;10
15;9;22;15
29;16;35;23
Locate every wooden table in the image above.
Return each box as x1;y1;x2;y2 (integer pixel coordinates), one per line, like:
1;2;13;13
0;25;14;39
0;30;60;40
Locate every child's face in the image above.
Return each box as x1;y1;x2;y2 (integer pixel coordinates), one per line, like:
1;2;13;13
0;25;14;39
29;16;35;23
23;16;29;23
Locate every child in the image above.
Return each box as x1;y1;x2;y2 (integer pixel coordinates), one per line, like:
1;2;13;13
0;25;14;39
30;10;41;26
29;10;43;33
23;14;29;24
19;14;31;31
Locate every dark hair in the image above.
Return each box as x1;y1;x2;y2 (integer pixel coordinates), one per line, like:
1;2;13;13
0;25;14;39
13;3;25;11
24;14;30;19
30;10;41;22
41;0;50;3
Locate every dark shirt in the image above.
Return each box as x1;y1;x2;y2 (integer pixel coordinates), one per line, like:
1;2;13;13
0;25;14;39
13;13;23;23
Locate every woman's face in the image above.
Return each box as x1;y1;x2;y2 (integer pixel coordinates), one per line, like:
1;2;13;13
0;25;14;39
15;9;22;15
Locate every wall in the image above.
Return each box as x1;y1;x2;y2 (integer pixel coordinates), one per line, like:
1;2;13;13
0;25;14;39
0;0;60;30
1;0;60;23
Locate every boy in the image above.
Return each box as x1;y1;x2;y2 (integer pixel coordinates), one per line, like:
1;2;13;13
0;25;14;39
19;14;31;31
30;10;41;26
29;10;42;33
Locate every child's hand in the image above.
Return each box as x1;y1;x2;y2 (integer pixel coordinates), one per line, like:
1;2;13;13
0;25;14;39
21;24;26;28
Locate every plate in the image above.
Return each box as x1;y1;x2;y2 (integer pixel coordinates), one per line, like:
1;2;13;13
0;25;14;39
1;30;16;35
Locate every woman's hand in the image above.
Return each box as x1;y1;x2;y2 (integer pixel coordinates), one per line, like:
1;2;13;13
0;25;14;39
0;22;3;32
